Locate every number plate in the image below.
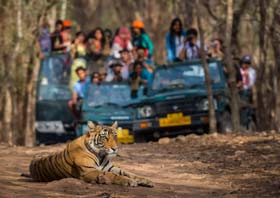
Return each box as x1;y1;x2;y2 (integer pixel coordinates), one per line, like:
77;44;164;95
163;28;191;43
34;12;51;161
159;113;191;127
117;128;134;144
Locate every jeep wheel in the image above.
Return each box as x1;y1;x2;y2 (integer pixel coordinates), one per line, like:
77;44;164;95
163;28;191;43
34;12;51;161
218;111;233;133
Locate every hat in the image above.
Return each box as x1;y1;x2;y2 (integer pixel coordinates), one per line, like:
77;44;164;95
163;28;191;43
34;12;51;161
132;20;144;29
241;55;251;64
119;27;130;35
63;20;72;28
98;67;107;75
110;62;123;68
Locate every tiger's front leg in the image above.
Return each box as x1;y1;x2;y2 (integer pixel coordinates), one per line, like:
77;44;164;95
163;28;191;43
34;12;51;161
81;170;138;187
109;166;153;187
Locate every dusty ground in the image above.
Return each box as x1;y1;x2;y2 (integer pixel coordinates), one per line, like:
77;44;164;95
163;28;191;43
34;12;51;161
0;132;280;198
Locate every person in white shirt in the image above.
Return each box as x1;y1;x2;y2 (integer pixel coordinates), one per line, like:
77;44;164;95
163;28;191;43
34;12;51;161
239;55;256;103
179;28;204;60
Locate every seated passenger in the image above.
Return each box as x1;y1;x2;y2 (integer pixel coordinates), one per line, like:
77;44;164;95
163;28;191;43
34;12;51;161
111;27;133;59
68;67;88;118
98;67;107;83
86;27;107;71
130;61;148;98
91;72;100;85
106;63;124;83
120;48;133;80
87;27;106;60
104;28;113;54
179;28;204;60
165;18;187;63
208;38;224;60
135;47;153;82
104;28;113;47
71;31;86;59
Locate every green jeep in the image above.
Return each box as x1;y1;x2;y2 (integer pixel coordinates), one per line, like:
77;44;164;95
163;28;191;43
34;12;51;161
133;59;232;139
35;55;75;144
75;82;137;143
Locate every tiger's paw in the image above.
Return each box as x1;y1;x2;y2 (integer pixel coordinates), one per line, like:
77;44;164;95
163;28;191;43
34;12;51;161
135;177;154;188
123;178;138;187
114;177;138;187
96;174;112;184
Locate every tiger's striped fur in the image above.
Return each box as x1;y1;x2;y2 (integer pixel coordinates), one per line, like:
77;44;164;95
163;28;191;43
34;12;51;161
28;121;153;187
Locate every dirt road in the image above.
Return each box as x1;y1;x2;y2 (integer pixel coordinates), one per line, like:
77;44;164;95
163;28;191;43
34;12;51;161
0;132;279;198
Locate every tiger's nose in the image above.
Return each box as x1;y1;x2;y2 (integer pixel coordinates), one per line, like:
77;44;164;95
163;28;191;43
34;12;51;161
111;147;118;152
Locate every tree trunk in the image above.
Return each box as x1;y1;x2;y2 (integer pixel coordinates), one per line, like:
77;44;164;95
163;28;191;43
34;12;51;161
256;0;269;131
3;88;13;145
224;0;240;132
24;54;40;147
60;0;67;20
271;1;280;132
196;0;217;133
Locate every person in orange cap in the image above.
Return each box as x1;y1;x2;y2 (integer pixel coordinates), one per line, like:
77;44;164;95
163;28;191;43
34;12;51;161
60;19;72;52
63;20;72;28
131;20;154;64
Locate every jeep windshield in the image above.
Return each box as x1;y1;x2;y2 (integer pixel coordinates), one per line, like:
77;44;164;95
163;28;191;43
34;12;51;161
87;83;131;107
37;55;71;100
151;62;222;94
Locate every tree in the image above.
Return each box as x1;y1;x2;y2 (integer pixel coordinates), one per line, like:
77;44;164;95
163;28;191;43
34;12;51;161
0;0;57;146
196;0;217;133
224;0;241;132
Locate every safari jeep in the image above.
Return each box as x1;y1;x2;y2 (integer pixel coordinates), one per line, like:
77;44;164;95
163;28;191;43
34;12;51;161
75;82;136;143
36;55;75;144
133;59;234;140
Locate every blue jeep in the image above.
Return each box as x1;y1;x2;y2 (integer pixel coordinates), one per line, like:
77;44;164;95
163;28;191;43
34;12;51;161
35;55;75;144
132;59;233;140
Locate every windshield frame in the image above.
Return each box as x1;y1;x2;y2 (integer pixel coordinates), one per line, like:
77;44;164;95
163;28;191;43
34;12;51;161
82;82;133;110
148;59;226;96
37;54;72;101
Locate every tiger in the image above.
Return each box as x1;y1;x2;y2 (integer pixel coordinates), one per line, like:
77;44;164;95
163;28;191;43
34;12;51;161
27;121;153;187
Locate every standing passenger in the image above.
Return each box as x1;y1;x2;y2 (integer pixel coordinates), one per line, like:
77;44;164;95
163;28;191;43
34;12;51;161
166;18;186;63
131;20;154;63
111;27;133;59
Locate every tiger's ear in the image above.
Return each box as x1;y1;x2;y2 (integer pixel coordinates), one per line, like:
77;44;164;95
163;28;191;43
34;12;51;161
87;121;96;130
112;121;118;129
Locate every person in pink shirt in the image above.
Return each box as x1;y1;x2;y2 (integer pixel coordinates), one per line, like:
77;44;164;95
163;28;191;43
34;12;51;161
111;27;133;58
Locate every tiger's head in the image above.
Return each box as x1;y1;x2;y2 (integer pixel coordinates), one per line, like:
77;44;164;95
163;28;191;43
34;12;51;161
85;121;118;158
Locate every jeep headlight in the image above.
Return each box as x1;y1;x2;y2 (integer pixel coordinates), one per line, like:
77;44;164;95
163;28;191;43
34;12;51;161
197;99;217;111
137;105;155;118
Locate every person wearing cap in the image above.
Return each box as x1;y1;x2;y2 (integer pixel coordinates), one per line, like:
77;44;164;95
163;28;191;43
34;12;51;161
111;27;133;58
240;55;256;101
60;19;72;53
105;62;124;83
131;20;154;61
